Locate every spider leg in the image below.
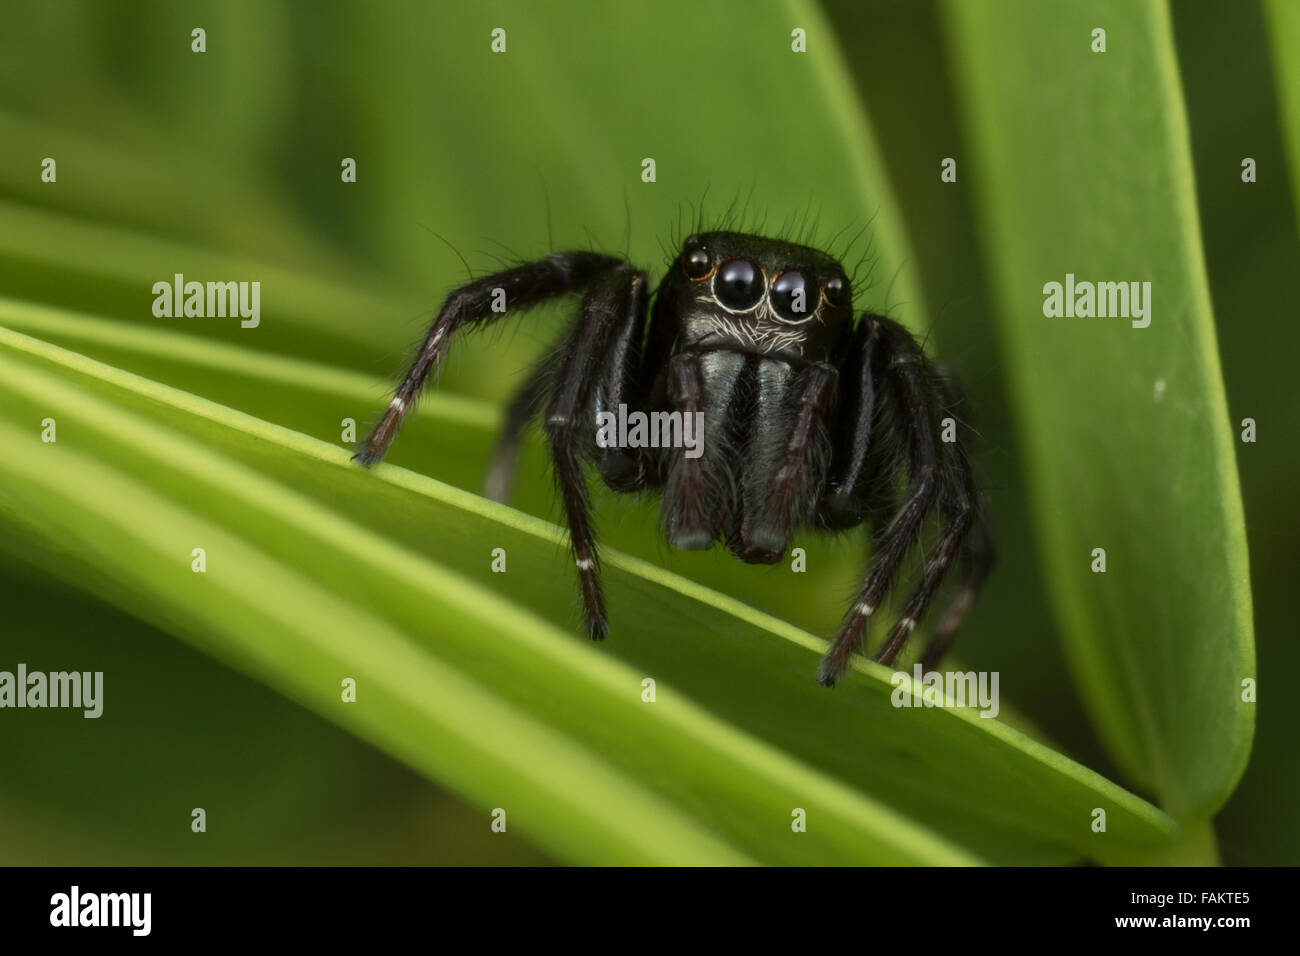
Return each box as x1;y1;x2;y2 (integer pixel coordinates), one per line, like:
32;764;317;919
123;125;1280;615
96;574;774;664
661;351;746;550
818;316;879;529
870;441;976;666
542;266;649;640
355;251;626;465
920;517;995;670
592;271;654;493
917;371;996;669
818;316;978;685
484;362;551;504
737;362;837;562
662;353;713;549
484;265;652;503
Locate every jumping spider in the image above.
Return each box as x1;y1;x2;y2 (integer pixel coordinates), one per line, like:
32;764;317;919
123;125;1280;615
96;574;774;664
356;231;994;685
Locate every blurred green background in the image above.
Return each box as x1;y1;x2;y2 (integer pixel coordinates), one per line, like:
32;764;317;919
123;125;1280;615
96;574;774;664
0;0;1292;864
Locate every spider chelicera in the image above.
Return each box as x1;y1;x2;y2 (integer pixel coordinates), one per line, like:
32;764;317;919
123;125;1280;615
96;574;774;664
356;231;994;685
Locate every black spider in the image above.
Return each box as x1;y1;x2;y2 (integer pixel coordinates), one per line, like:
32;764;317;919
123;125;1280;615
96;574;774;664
355;231;994;685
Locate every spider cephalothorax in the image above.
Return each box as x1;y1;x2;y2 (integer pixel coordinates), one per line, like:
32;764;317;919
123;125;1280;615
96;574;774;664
667;232;848;356
356;230;994;685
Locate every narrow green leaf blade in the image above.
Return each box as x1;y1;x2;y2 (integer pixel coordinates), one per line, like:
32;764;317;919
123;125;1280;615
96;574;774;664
1265;0;1300;236
943;0;1255;818
0;330;982;866
0;312;1179;862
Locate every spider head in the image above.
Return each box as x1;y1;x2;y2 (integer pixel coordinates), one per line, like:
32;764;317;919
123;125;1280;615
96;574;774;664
667;231;853;358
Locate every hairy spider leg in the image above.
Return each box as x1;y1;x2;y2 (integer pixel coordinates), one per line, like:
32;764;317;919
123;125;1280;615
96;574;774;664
920;518;996;671
591;271;655;494
817;316;985;685
819;316;879;529
541;265;649;640
870;438;976;666
484;361;552;504
738;362;837;563
354;251;643;642
660;351;745;550
487;267;656;504
918;371;996;670
354;251;625;465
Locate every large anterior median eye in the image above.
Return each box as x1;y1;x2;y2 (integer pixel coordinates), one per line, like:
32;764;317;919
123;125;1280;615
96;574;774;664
713;258;763;310
770;271;814;323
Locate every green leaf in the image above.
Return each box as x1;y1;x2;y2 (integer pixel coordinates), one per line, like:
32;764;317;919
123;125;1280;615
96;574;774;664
0;304;1178;863
0;563;550;865
943;0;1255;819
0;321;963;866
1265;0;1300;235
0;200;419;372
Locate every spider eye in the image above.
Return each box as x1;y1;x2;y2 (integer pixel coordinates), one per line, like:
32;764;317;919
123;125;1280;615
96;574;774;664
823;276;849;309
770;271;815;322
713;258;763;310
682;245;712;279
